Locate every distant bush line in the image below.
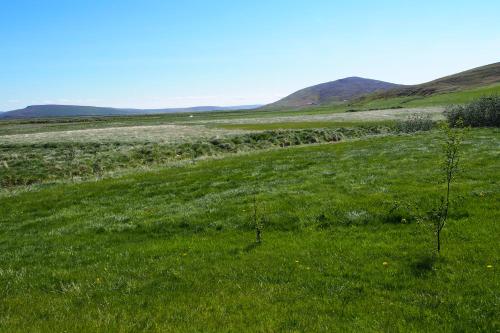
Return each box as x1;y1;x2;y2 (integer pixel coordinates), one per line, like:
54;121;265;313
445;95;499;128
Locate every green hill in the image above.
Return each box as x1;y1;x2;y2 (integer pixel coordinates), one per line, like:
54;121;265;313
265;62;500;110
349;83;500;110
347;62;500;110
363;62;500;101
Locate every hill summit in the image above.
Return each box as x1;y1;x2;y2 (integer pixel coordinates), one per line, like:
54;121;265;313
267;77;402;108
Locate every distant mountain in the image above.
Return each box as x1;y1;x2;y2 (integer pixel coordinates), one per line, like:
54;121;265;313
364;62;500;100
0;104;261;119
266;77;402;108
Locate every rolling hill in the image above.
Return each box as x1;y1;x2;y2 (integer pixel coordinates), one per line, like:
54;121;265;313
265;62;500;109
0;104;261;119
364;62;500;100
267;77;402;108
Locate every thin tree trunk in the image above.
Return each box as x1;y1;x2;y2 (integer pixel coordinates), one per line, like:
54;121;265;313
437;227;441;252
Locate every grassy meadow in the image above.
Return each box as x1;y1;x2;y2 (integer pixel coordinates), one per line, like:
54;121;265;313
1;83;498;136
0;125;400;188
1;106;437;188
0;121;498;331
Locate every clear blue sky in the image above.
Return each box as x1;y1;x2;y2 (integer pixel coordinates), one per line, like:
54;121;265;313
1;0;499;110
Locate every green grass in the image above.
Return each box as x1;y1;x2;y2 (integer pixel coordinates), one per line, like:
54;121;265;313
0;127;393;188
0;128;498;332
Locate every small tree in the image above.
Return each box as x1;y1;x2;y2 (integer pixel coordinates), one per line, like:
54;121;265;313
430;121;465;253
252;193;264;243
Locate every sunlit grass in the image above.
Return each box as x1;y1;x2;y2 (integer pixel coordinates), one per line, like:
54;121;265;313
0;128;498;332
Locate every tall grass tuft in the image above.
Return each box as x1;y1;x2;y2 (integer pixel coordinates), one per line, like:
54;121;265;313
395;113;434;133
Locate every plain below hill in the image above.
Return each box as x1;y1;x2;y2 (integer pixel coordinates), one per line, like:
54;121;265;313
0;104;262;119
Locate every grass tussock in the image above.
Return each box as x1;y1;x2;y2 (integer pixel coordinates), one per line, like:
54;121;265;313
395;113;435;133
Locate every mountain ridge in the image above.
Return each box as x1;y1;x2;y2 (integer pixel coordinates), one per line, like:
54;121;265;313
0;104;262;119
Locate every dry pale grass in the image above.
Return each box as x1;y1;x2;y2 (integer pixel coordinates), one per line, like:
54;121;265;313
0;108;444;144
192;107;445;125
0;124;244;144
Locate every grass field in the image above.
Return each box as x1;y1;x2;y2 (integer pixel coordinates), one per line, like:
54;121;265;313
0;124;236;144
0;127;392;188
209;108;442;130
0;128;498;332
1;107;437;188
213;120;396;130
1;83;498;136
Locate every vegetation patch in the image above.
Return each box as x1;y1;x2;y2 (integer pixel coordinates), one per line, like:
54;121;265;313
445;95;500;127
0;127;396;189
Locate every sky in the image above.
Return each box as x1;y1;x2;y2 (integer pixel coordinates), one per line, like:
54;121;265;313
1;0;499;111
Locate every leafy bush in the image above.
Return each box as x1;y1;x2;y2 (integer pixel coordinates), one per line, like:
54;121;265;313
396;113;434;133
445;96;500;127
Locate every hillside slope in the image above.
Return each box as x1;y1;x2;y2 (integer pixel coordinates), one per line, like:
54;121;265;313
266;62;500;110
0;104;261;119
267;77;402;108
368;62;500;99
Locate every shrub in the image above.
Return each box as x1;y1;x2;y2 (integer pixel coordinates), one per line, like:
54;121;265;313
445;96;500;127
396;113;434;133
